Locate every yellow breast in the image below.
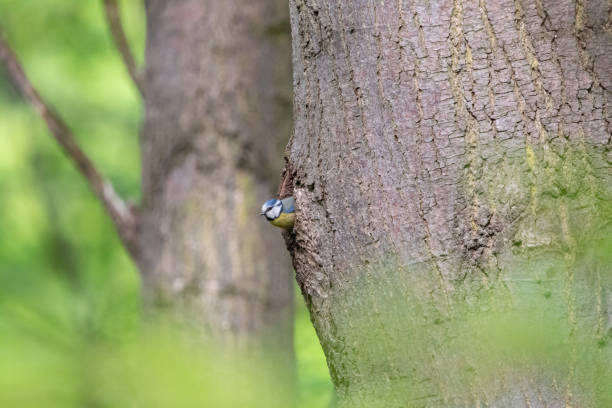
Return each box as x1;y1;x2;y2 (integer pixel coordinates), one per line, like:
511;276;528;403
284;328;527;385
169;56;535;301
269;212;295;228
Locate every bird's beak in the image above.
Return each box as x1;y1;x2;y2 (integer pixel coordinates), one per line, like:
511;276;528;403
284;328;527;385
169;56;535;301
260;211;266;215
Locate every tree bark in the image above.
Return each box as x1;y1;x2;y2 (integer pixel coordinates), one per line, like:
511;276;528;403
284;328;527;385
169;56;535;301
287;0;611;406
139;0;293;350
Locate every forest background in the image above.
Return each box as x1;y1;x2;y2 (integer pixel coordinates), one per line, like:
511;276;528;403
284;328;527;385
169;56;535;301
0;1;334;407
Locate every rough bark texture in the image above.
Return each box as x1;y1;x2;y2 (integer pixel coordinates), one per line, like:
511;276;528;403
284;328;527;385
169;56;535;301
287;0;611;406
139;0;293;348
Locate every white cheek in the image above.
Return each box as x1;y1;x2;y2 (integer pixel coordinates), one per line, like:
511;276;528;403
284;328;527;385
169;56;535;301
268;207;281;219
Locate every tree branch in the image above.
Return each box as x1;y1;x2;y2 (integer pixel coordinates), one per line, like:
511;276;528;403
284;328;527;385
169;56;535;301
102;0;144;95
0;33;139;257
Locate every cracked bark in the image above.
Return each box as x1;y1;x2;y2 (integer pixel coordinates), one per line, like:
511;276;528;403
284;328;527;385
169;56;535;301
288;0;611;406
139;0;293;353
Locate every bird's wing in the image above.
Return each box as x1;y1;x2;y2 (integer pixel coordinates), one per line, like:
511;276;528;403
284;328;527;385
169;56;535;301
281;196;295;213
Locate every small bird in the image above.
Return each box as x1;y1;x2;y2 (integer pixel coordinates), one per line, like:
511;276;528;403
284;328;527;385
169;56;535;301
261;196;295;228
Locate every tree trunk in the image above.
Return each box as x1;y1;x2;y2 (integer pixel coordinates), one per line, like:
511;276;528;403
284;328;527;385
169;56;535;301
287;0;611;406
139;0;293;351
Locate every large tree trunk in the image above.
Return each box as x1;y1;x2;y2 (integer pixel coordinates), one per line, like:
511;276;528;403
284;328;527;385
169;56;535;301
287;0;611;406
139;0;293;350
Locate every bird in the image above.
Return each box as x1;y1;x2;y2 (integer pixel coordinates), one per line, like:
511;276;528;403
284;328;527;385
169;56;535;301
261;196;295;228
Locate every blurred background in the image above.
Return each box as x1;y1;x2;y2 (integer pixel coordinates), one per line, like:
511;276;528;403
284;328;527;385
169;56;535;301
0;1;333;406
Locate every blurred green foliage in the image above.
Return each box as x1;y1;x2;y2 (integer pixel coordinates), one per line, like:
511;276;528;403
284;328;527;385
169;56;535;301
0;1;333;407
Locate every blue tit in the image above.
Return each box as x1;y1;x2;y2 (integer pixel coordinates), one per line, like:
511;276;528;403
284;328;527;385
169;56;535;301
260;196;295;228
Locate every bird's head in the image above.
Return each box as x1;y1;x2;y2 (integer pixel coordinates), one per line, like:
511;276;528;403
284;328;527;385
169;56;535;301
261;198;283;221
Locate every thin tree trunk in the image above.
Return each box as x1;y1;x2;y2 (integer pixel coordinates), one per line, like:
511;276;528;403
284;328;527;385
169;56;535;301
287;0;611;406
139;0;294;352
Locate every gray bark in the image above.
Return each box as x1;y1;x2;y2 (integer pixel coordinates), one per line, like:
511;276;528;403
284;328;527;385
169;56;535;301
139;0;294;351
287;0;611;406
